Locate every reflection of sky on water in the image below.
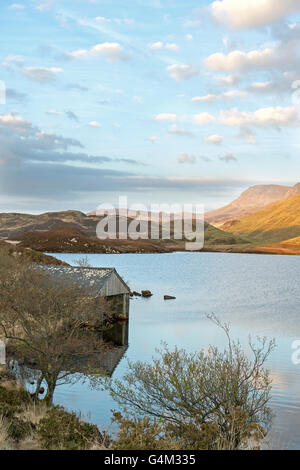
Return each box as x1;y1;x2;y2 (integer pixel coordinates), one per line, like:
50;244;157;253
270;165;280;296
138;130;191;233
51;252;300;449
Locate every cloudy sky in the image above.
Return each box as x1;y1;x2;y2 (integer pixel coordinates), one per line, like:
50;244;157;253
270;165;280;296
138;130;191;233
1;0;300;213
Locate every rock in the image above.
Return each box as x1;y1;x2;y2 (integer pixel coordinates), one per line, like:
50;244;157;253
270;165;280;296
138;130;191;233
141;290;153;298
115;315;128;321
130;291;142;297
164;295;176;300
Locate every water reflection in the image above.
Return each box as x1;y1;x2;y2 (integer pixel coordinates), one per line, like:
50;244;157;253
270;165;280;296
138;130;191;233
100;322;129;376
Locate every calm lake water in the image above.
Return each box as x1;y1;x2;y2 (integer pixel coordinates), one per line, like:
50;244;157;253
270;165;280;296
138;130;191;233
49;252;300;450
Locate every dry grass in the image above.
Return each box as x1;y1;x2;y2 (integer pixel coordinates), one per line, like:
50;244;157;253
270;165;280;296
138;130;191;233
222;194;300;234
16;402;48;426
0;415;13;450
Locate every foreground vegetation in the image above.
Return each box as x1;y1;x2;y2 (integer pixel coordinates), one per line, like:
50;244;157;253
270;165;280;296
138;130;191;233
104;316;275;450
0;368;108;450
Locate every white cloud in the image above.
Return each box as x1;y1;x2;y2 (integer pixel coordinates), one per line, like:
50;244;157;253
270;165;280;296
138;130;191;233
220;106;299;127
186;34;193;41
154;113;179;122
210;0;300;30
46;110;63;116
2;55;24;68
9;3;25;9
191;89;246;102
214;74;241;86
95;16;134;25
192;94;218;103
167;64;198;81
22;67;63;83
250;81;272;91
165;43;180;52
148;41;164;50
205;134;223;145
36;0;58;11
88;121;102;128
223;90;246;99
205;48;278;72
148;42;179;52
194;113;215;125
178;154;196;164
0;113;32;135
148;136;159;143
168;125;193;137
70;43;127;62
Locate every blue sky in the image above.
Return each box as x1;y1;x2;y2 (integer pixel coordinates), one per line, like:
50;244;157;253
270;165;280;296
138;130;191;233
1;0;300;213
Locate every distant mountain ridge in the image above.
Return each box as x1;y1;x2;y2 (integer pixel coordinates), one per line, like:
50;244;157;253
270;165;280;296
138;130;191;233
0;209;248;253
205;183;300;226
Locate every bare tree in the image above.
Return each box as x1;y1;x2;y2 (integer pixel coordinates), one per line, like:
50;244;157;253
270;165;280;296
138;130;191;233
0;251;110;404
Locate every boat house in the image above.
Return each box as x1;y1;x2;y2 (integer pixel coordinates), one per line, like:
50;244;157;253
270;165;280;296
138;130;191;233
40;265;130;318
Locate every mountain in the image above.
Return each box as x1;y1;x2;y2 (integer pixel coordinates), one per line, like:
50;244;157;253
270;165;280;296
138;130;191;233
205;183;300;226
286;183;300;198
221;194;300;243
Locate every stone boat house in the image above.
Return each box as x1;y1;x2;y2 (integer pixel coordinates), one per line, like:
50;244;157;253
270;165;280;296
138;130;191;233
40;266;130;318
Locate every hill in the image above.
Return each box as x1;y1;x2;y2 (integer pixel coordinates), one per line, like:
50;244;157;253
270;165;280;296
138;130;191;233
14;223;248;254
205;183;300;226
0;210;102;239
221;194;300;243
0;240;68;265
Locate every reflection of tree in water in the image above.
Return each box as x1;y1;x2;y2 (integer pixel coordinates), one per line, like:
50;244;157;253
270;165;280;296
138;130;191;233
0;254;130;405
9;321;129;402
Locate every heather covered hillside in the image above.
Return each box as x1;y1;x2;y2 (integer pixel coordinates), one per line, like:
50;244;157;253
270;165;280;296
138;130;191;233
221;194;300;244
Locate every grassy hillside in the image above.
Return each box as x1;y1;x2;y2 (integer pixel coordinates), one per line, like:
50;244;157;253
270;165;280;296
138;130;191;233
282;236;300;245
221;194;300;243
0;240;68;265
204;223;249;245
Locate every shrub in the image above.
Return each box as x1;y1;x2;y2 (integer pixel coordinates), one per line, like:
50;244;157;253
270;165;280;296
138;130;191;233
9;417;34;442
112;412;182;450
0;385;31;418
106;316;275;450
38;406;104;450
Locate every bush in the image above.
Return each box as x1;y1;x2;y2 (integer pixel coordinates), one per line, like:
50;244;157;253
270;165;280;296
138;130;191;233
112;412;182;450
9;417;34;442
0;385;31;418
106;317;275;450
38;406;104;450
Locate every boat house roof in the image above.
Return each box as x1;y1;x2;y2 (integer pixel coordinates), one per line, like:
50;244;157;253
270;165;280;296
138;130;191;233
39;265;130;297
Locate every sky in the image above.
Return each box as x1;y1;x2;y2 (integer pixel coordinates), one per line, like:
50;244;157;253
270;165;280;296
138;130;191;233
1;0;300;214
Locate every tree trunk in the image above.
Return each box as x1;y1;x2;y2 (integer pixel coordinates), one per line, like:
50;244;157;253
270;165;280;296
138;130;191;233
33;373;44;401
44;376;57;405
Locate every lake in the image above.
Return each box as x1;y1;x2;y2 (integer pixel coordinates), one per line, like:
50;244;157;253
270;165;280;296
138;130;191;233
47;252;300;450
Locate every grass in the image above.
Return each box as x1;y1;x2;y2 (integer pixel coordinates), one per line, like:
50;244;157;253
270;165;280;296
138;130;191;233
221;194;300;243
0;366;109;450
0;415;12;450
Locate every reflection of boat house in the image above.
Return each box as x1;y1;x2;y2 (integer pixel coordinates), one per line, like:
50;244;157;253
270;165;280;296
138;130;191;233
100;322;129;376
40;266;130;318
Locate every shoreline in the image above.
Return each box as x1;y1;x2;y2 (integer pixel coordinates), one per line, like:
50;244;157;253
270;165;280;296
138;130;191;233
43;245;300;257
